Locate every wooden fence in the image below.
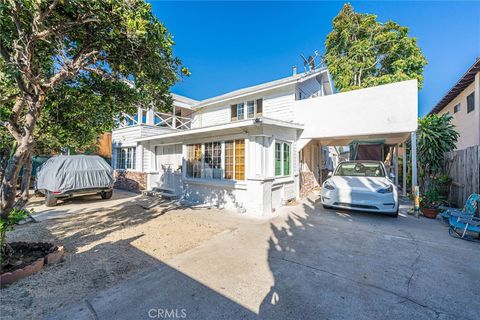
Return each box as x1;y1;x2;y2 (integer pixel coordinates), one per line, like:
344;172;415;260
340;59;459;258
444;145;480;207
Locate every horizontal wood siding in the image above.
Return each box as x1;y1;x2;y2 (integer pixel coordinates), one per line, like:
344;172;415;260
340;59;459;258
191;104;230;128
263;90;295;122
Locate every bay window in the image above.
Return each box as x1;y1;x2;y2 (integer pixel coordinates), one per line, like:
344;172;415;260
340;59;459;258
186;140;245;180
275;142;291;177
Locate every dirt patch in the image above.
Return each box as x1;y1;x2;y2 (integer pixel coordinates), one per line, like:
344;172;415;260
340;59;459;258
0;199;233;320
1;242;58;274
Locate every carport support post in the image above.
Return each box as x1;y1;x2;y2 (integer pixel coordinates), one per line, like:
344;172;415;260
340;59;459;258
411;132;418;191
394;145;399;187
402;143;407;196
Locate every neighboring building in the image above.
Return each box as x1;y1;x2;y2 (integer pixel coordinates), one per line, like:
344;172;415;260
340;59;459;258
429;58;480;150
112;67;418;217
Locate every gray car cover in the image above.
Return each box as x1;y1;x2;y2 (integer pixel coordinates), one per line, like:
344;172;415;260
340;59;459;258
36;155;114;193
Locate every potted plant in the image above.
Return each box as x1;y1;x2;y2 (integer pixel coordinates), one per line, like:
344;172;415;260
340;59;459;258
420;189;440;219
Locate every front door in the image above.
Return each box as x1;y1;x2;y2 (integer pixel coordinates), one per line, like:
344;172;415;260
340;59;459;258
155;144;182;190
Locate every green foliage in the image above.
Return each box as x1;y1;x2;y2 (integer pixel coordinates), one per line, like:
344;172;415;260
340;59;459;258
325;3;427;92
0;0;187;154
417;114;459;174
0;208;29;266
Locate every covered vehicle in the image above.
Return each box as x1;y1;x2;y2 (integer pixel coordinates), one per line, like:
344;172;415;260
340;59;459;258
321;161;399;217
36;155;114;207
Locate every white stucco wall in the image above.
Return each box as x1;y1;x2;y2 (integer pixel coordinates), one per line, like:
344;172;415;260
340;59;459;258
294;79;418;139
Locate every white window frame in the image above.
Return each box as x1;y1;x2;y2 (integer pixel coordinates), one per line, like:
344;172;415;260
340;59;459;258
184;139;246;181
231;99;263;121
274;141;292;177
115;147;136;170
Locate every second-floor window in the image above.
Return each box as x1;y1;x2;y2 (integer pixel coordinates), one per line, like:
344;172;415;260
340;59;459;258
467;92;475;113
231;99;263;121
454;104;461;113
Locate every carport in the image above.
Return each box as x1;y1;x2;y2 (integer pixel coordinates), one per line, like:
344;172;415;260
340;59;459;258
293;79;419;196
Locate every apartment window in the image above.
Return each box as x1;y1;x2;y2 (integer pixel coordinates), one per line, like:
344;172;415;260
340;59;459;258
275;142;291;176
186;144;202;178
454;104;461;113
186;140;245;180
237;103;245;120
116;147;136;170
204;142;222;179
231;99;263;121
247;101;255;118
467;92;475;113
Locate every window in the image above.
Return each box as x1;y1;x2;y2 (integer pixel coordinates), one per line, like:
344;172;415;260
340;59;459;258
467;92;475;113
234;139;245;180
231;99;263;121
334;162;385;177
454;104;461;113
275;143;282;176
186;140;245;180
225;141;235;179
247;101;255;118
237;103;245;120
116;147;136;170
204;142;222;179
283;144;290;175
275;142;291;176
186;144;202;178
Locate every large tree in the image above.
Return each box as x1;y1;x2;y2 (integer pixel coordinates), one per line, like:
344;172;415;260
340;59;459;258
0;0;187;217
325;3;427;92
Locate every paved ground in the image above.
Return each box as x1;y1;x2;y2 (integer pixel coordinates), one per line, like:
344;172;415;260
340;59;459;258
47;192;479;320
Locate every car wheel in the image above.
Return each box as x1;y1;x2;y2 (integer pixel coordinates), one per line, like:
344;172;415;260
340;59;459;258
388;207;399;218
45;191;58;207
101;190;113;199
322;204;332;210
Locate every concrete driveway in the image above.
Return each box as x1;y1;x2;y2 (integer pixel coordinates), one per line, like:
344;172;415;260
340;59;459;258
50;193;479;320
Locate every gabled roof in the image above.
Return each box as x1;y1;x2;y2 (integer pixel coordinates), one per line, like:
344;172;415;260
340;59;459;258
171;67;330;109
429;58;480;114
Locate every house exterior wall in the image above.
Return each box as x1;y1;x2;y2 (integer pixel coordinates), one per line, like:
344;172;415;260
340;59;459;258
437;78;479;150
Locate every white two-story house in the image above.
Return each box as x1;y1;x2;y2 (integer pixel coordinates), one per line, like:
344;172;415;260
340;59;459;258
112;67;419;217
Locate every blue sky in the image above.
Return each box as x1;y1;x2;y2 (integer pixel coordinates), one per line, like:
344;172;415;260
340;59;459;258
150;1;480;116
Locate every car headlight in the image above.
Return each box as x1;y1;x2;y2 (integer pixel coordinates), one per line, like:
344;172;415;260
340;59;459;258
323;180;335;190
377;185;393;193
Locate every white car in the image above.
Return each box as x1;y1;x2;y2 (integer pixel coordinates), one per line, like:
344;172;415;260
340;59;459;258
321;161;399;217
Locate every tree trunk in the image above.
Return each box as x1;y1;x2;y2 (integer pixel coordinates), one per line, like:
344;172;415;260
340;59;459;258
0;95;43;218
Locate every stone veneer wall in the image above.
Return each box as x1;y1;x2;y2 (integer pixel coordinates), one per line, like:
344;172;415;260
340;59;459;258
114;170;147;192
299;171;315;198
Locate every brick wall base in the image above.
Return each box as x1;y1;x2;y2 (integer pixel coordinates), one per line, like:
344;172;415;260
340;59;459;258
114;170;147;192
299;171;315;198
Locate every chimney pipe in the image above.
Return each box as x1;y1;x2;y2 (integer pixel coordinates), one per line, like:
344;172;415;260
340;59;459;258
292;65;297;76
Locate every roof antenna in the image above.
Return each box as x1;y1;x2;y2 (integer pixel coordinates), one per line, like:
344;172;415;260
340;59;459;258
300;51;325;73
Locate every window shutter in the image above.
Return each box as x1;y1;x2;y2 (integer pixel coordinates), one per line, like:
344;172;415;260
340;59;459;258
256;99;263;116
231;104;237;121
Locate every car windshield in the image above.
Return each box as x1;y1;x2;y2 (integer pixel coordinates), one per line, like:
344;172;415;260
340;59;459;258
334;162;385;177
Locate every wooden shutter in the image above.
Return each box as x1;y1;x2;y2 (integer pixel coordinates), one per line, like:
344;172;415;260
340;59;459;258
256;98;263;116
235;139;245;180
231;104;237;121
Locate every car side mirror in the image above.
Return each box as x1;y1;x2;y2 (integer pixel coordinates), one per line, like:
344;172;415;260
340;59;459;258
327;171;333;178
389;172;395;180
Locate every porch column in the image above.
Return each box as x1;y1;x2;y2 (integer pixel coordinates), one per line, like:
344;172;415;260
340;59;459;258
411;132;418;191
394;144;399;187
402;142;407;196
319;144;323;185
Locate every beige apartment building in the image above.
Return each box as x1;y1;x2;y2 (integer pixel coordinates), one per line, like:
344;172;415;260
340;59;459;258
430;59;480;150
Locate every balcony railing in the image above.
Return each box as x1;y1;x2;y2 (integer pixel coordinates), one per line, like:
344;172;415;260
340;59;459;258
153;111;191;130
116;112;191;130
